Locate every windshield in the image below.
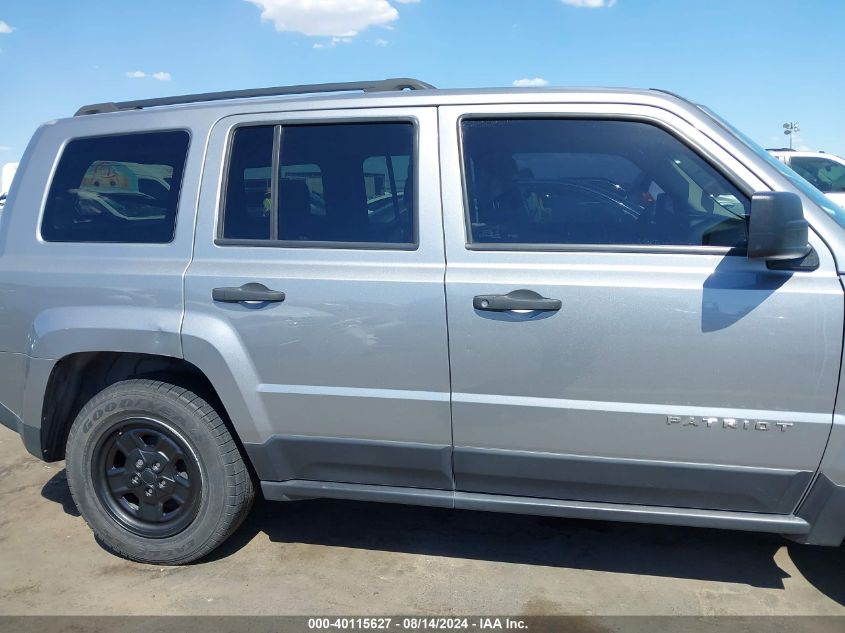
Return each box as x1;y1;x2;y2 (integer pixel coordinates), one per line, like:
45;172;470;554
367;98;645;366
699;106;845;229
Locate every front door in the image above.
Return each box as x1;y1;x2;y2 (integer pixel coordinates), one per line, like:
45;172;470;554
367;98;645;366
439;104;842;514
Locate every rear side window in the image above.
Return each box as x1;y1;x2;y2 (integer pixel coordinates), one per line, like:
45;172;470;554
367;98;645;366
42;131;189;243
221;126;274;240
461;119;750;249
222;122;415;246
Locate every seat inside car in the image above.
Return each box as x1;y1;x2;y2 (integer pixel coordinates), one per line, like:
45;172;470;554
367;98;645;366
279;177;321;241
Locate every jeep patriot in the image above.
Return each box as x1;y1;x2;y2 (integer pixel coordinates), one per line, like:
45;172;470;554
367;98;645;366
2;79;845;564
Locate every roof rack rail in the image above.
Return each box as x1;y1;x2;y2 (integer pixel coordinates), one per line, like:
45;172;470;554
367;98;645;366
74;77;435;116
648;87;694;103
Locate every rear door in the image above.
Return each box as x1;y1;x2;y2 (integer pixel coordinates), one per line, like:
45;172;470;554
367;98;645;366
184;107;453;490
439;103;842;514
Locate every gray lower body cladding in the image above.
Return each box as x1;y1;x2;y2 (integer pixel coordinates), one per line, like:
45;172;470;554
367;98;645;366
0;401;21;433
0;402;42;460
794;474;845;546
453;447;812;514
243;435;812;514
261;480;811;536
244;435;454;490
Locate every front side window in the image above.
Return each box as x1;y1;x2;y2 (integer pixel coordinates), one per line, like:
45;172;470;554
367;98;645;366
42;131;189;243
789;156;845;193
461;119;750;249
222;122;415;246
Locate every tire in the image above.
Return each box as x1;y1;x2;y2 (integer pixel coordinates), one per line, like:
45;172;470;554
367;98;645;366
65;379;254;564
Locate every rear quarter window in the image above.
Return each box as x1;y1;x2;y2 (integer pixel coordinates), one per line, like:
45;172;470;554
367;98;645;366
41;130;190;243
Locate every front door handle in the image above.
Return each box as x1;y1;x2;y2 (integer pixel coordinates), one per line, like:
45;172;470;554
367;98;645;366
212;283;286;303
473;289;561;312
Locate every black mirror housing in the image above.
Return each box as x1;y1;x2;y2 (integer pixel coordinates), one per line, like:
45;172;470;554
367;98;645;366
747;192;812;261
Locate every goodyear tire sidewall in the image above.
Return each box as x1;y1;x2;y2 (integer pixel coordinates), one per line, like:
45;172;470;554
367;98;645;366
66;385;229;563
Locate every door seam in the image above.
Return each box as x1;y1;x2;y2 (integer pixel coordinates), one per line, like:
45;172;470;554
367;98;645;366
436;105;457;504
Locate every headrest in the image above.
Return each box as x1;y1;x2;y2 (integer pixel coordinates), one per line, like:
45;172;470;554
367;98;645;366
279;178;311;217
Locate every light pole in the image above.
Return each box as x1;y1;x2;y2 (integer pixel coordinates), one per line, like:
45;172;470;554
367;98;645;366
783;121;800;149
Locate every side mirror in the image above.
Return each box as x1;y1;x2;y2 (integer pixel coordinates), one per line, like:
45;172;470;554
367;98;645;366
747;192;811;261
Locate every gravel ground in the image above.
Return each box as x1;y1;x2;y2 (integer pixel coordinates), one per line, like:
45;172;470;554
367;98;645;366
0;425;843;616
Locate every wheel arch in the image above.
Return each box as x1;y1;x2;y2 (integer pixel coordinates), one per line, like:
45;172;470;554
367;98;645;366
38;352;239;464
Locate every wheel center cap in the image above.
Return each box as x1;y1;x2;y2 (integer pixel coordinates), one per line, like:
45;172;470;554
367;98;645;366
139;469;157;485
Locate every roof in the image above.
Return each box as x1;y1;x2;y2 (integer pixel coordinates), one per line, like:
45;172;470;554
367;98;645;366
72;77;693;119
74;78;436;116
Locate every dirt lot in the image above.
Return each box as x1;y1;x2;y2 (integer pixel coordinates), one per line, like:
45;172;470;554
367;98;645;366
0;424;843;616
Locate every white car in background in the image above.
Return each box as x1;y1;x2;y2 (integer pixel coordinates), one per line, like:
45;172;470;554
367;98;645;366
0;162;19;207
769;149;845;208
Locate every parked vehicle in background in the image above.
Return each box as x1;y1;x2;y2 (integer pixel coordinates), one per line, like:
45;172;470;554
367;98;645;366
0;162;19;207
769;149;845;208
3;79;845;565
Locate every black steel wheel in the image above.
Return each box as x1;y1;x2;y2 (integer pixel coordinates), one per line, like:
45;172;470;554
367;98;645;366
93;418;202;538
65;379;254;565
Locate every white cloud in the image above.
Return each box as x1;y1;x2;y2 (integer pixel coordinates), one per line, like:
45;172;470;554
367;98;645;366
394;0;420;3
0;21;13;34
313;36;353;48
375;37;389;46
246;0;402;38
0;146;10;151
513;77;549;87
126;70;173;81
561;0;617;8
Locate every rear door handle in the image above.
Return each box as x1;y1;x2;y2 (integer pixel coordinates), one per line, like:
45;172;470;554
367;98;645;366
473;289;561;312
212;283;286;303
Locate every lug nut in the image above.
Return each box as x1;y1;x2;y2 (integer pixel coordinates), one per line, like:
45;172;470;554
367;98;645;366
152;462;162;472
135;459;145;470
157;480;166;489
145;487;154;497
130;475;140;486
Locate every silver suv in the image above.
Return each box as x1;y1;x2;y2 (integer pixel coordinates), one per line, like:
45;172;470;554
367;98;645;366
3;79;845;564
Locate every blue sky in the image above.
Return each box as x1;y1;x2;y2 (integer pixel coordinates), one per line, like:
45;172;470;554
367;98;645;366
1;0;843;164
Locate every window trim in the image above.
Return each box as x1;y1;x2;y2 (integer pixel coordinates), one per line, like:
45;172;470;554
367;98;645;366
215;117;420;251
217;122;275;244
457;114;753;256
39;128;192;245
270;125;282;240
